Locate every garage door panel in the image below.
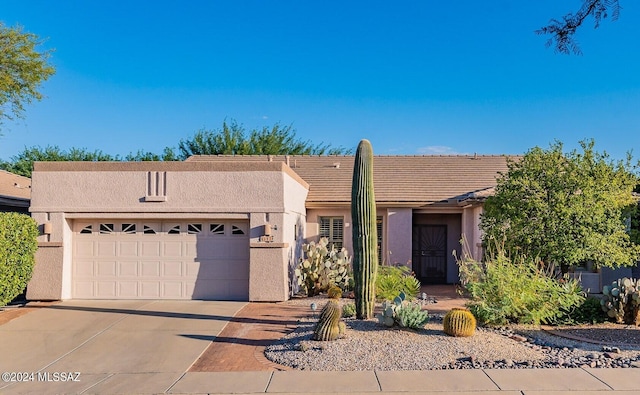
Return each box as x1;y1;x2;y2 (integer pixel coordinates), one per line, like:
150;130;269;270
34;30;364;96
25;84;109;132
97;261;117;276
74;282;94;298
73;220;249;300
140;261;161;277
75;260;95;276
75;241;94;257
161;282;183;298
118;282;138;297
118;241;138;256
163;241;183;257
97;241;117;256
118;261;138;276
140;282;160;298
196;261;228;279
96;282;117;298
162;261;183;277
141;241;161;256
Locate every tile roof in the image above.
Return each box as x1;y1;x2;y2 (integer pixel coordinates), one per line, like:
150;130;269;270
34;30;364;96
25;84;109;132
187;155;513;206
0;170;31;201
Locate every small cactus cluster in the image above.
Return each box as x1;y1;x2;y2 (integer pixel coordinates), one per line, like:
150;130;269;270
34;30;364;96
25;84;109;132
377;292;429;330
443;308;476;337
601;278;640;326
295;237;351;296
312;300;346;341
342;303;356;318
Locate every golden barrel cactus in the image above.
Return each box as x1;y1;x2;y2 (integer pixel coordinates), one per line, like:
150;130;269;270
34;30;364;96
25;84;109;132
443;308;476;337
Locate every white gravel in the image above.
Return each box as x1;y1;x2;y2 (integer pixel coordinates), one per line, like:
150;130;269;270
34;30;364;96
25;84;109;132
265;299;640;371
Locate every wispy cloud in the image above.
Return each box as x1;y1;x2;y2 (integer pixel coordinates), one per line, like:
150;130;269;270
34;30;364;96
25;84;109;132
417;145;467;155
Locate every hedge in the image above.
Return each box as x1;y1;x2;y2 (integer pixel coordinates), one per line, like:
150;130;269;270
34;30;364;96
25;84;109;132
0;212;38;306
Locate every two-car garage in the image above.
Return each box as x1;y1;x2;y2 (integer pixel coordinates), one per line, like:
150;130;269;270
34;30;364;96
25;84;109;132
72;219;250;300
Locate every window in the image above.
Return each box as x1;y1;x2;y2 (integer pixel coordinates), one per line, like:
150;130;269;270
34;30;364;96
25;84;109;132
188;223;202;234
121;223;136;234
167;225;181;235
231;225;245;235
319;217;344;250
80;225;93;234
99;223;114;234
210;223;225;235
377;216;383;264
143;225;157;235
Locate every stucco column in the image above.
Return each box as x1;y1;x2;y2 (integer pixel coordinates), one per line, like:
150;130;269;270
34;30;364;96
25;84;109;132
249;243;290;301
386;208;413;266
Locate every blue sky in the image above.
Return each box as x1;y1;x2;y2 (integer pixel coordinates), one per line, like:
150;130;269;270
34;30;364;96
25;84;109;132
1;1;639;161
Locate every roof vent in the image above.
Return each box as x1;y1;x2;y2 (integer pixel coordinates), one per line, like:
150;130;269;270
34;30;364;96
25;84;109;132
333;162;340;169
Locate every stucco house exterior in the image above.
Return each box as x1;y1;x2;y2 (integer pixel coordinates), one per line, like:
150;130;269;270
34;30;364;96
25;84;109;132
0;170;31;213
27;155;511;302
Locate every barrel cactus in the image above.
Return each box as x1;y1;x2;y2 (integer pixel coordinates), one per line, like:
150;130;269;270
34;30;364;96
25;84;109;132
351;139;378;319
312;300;346;341
601;278;640;326
327;285;342;299
443;308;476;337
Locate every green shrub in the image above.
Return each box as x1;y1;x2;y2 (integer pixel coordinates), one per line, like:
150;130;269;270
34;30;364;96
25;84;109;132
458;251;585;325
342;302;356;318
376;265;421;301
553;296;606;325
0;213;38;306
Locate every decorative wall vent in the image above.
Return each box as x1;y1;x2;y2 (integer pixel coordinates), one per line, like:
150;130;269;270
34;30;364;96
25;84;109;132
144;171;168;202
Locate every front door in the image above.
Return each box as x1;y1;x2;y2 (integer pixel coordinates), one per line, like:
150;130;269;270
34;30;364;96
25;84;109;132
412;225;447;284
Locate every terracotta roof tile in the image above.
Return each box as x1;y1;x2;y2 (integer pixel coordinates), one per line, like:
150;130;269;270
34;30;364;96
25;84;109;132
187;155;512;206
0;170;31;200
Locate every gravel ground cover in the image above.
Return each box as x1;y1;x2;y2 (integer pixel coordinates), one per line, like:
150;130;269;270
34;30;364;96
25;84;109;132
265;298;640;371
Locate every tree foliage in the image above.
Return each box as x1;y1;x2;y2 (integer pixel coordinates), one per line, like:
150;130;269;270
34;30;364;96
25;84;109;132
0;145;116;177
177;120;351;159
481;140;640;269
537;0;621;55
0;23;55;130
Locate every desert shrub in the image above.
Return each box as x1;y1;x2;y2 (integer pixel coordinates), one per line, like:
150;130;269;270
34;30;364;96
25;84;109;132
0;212;38;306
376;265;421;301
458;250;585;325
553;296;606;325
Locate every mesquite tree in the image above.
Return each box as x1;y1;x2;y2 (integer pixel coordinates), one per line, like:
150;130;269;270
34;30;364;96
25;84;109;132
351;139;378;319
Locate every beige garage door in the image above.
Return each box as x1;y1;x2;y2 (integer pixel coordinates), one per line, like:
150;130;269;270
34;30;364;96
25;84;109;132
73;220;249;300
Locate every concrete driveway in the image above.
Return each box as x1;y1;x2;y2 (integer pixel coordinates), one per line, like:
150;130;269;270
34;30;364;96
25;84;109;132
0;300;246;394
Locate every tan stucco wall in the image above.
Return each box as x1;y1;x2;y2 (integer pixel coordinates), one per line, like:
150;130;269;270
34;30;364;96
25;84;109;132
249;243;289;301
386;208;412;266
28;161;308;302
27;243;63;300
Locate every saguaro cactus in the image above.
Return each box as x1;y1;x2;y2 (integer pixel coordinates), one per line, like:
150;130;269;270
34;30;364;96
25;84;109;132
351;139;378;319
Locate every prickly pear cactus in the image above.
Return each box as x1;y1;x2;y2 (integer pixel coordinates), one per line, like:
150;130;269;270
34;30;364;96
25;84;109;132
295;238;351;296
443;308;476;337
351;139;378;319
313;300;345;341
601;278;640;326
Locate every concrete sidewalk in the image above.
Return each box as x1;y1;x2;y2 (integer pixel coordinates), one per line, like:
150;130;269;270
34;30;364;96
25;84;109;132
4;366;640;394
170;368;640;394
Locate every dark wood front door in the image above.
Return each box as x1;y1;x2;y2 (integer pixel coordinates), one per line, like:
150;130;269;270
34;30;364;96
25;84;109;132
412;225;447;284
